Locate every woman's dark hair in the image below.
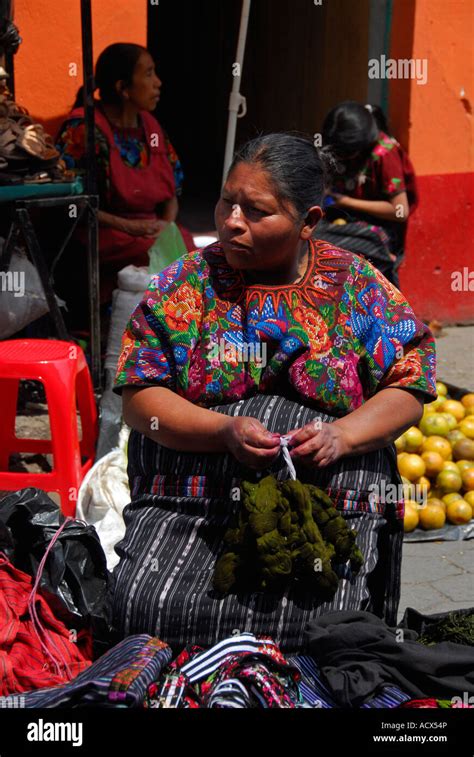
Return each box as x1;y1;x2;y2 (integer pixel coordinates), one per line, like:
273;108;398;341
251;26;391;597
322;100;379;156
228;133;338;220
72;42;148;109
365;103;391;135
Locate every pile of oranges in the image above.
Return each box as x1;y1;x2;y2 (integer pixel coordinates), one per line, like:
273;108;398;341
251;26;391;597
397;383;474;533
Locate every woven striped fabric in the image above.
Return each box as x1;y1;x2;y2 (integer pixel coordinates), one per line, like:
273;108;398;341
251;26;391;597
0;635;172;708
288;655;411;709
110;395;404;653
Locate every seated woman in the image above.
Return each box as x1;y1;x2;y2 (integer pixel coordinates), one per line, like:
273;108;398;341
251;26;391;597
55;42;194;329
321;101;418;287
110;133;436;654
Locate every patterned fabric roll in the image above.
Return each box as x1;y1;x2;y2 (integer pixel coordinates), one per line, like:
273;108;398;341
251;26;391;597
110;395;404;653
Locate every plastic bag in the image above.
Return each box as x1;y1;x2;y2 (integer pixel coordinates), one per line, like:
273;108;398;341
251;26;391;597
77;425;130;570
148;221;187;274
0;487;112;644
0;245;49;338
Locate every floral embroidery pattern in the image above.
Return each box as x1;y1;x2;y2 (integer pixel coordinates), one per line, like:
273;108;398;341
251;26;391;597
115;239;436;415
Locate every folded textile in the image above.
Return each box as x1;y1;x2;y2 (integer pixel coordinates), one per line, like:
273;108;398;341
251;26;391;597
288;655;411;709
305;610;474;708
0;555;92;696
146;633;304;708
0;635;172;708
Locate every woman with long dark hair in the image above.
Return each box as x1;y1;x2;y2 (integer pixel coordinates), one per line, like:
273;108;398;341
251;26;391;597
55;42;193;322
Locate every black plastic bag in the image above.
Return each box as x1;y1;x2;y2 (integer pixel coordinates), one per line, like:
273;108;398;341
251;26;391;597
0;487;114;654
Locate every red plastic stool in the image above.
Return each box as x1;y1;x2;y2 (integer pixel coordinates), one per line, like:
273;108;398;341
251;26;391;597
0;339;98;516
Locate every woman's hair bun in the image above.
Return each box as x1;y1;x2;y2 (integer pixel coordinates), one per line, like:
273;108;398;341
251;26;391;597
318;145;344;182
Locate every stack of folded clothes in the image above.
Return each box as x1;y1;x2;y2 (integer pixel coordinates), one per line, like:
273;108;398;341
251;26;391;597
1;611;473;709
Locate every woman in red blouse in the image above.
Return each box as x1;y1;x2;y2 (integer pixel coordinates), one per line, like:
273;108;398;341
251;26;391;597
55;43;194;327
322;101;418;287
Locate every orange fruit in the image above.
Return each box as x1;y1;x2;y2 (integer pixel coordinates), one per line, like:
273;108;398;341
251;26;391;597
404;501;419;532
421;436;452;460
463;490;474;508
456;460;474;475
436;469;463;493
436;382;448;396
439;399;466;422
452;438;474;461
438;412;458;431
427;497;447;513
418;503;446;530
447;429;466;446
404;426;424;453
442;492;463;507
446;500;473;525
459;417;474;440
461;393;474;410
442;461;461;474
461;468;474;491
394;434;406;453
398;454;426;482
427;396;445;410
419;414;450;438
421;451;445;477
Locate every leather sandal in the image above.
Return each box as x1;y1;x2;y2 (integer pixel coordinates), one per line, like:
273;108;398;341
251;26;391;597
23;171;52;184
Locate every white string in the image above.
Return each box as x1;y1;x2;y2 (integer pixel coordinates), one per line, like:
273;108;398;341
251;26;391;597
279;435;297;480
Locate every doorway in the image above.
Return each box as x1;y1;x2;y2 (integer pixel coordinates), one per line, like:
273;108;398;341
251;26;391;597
147;0;371;231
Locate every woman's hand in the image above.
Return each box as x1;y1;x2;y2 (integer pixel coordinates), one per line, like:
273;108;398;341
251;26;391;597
222;417;282;470
285;421;352;468
120;218;169;238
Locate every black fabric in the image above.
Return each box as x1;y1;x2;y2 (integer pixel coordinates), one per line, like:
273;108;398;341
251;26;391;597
111;395;404;651
315;208;403;286
305;610;474;708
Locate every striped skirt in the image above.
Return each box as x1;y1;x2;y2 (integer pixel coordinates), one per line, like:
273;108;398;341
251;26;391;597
110;394;404;653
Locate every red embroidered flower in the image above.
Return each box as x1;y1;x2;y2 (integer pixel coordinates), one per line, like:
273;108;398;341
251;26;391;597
293;307;330;354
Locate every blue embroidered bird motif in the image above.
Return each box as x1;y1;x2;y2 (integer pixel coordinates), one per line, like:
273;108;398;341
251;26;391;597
351;283;417;370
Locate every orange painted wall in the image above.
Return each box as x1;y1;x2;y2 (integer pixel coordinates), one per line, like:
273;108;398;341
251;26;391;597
412;0;471;175
390;0;474;323
390;0;473;173
12;0;147;139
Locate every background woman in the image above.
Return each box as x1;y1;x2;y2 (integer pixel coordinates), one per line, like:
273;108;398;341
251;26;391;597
110;133;436;654
55;42;194;331
321;101;418;287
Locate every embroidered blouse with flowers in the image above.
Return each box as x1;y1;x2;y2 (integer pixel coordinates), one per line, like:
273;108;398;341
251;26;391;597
114;239;436;416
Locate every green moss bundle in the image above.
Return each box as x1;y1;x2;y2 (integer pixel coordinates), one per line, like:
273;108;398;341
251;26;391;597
213;475;364;598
